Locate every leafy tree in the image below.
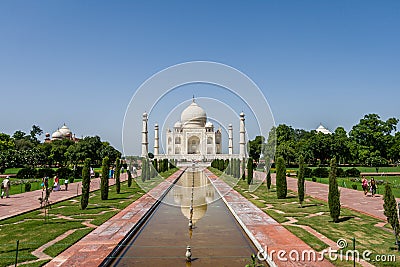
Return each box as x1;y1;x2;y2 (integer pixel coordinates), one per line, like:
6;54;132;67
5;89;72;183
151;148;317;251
276;157;287;199
99;142;121;164
328;158;340;222
81;158;91;210
383;183;400;238
350;114;398;163
247;157;253;185
115;158;121;193
0;133;14;151
101;157;109;200
30;125;43;143
248;136;265;163
297;155;305;207
331;127;351;164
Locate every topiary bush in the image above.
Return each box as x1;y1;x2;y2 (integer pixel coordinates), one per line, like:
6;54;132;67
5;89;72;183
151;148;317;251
304;167;313;178
312;167;329;178
351;184;357;190
17;167;37;179
68;177;75;183
25;182;32;192
336;168;345;178
312;177;317;182
345;167;361;177
37;168;55;178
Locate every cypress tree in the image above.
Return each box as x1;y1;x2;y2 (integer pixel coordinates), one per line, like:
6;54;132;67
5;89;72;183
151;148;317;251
383;183;400;237
298;155;305;207
247;157;254;185
276;157;287;199
241;158;246;180
101;157;109;200
127;169;132;187
141;158;146;182
81;158;91;210
328;158;341;222
266;171;271;191
154;158;158;173
115;158;121;193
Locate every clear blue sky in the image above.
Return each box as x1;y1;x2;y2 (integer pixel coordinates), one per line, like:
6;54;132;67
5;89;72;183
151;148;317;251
1;1;399;154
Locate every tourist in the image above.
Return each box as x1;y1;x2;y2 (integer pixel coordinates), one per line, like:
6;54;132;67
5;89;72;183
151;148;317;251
64;178;69;191
370;178;377;197
109;167;114;179
1;176;11;198
44;176;49;190
361;176;368;195
90;167;95;178
53;175;61;191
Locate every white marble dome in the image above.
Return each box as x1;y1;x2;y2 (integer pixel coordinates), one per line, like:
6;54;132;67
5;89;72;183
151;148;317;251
59;124;72;136
51;130;63;139
174;121;182;128
180;100;207;128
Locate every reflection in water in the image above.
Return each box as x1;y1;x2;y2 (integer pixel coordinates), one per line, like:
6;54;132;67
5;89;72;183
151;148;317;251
173;169;214;224
112;169;257;267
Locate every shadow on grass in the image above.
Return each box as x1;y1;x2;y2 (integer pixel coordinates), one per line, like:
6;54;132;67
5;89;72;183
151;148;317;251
336;216;354;223
300;204;320;208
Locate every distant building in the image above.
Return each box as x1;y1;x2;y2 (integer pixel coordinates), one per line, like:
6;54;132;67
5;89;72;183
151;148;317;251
44;124;80;143
315;124;332;134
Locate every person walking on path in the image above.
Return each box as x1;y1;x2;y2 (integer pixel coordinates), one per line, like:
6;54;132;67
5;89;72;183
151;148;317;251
64;178;69;191
370;177;377;197
361;176;369;195
1;176;11;198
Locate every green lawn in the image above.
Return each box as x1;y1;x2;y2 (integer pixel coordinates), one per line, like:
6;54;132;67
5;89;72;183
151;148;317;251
5;178;82;195
209;167;400;266
0;180;145;267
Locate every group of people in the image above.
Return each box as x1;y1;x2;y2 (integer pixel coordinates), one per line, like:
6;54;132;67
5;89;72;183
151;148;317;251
41;176;68;192
361;176;377;197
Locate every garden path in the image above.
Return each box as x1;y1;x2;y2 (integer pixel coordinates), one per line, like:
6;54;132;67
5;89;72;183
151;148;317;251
0;172;138;221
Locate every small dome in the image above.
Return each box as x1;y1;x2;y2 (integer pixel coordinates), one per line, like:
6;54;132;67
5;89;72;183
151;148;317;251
52;130;63;139
59;124;71;136
174;121;182;128
316;124;332;134
181;100;207;128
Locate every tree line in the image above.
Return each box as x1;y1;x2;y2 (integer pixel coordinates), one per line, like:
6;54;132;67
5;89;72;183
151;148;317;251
0;125;121;173
249;113;399;167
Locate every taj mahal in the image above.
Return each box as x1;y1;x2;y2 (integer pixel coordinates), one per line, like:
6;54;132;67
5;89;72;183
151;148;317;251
141;98;247;162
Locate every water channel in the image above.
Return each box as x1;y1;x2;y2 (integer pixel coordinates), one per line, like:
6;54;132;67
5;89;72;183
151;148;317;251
111;168;258;266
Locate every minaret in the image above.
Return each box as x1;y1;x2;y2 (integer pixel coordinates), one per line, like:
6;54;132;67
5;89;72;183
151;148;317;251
228;124;233;155
141;112;148;157
239;112;246;158
154;123;159;156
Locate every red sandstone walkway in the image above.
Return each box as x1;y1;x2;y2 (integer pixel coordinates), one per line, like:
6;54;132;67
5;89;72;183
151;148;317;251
256;171;390;221
0;173;132;221
46;169;185;267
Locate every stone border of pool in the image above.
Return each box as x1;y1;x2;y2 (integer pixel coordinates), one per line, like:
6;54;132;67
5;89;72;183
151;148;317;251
45;168;185;267
204;169;334;267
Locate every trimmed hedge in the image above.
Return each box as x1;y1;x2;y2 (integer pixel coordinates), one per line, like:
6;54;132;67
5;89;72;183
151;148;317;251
345;167;361;177
56;168;73;179
37;168;55;178
312;167;329;178
16;167;37;179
